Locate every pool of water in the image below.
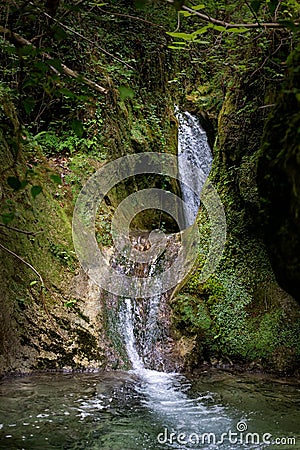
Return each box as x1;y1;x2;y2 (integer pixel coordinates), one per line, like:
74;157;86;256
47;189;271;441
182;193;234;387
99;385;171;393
0;369;299;450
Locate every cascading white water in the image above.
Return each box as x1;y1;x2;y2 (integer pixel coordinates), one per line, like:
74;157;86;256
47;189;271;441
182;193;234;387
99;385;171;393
121;298;144;371
177;111;213;227
119;253;165;372
118;111;212;373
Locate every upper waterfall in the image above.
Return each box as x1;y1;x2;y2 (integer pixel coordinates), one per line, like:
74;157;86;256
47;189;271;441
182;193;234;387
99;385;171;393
177;111;213;227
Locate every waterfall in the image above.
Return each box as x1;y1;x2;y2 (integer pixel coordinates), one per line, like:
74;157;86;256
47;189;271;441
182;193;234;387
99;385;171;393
118;251;168;373
101;111;237;449
116;110;212;373
177;111;213;227
120;298;144;371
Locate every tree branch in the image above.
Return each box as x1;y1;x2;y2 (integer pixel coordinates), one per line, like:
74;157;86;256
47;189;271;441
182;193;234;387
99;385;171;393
0;241;44;286
0;26;108;94
0;241;68;340
165;0;299;29
0;223;43;235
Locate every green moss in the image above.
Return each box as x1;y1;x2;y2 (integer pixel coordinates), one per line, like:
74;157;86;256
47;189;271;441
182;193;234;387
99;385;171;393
171;294;212;337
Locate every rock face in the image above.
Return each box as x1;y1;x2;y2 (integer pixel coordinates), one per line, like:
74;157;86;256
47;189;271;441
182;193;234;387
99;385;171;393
257;46;300;303
0;269;107;374
0;91;108;374
0;191;106;374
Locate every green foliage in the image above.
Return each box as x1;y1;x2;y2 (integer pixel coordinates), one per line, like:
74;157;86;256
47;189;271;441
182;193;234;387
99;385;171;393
49;242;76;269
64;298;77;308
33;131;82;156
50;174;62;185
1;211;15;225
7;176;22;191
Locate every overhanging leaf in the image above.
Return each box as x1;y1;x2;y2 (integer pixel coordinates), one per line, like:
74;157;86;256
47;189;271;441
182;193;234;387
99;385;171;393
191;4;205;10
168;46;187;50
226;27;248;33
7;176;22;191
1;212;15;224
179;11;192;17
20;180;29;189
59;88;75;98
31;185;42;200
192;39;210;44
166;31;195;41
194;26;209;34
53;25;68;42
47;58;63;73
210;24;227;32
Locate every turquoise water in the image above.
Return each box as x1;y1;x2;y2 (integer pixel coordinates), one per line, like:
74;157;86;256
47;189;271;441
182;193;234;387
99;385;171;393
0;369;299;449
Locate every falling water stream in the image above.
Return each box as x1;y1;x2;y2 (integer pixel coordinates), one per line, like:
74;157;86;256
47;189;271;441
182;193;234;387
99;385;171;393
0;112;299;449
177;111;213;227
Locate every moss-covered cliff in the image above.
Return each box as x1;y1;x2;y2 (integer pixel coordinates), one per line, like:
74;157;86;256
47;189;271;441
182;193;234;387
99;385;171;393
257;45;300;302
0;86;110;373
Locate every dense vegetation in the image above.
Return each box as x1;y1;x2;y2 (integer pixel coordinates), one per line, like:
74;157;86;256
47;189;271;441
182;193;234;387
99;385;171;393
0;0;300;374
